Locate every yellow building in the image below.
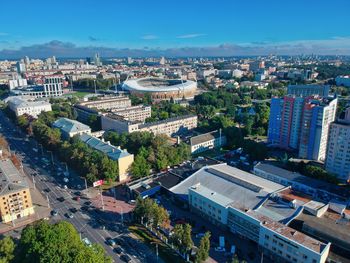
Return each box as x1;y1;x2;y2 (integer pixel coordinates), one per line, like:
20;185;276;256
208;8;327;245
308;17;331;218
79;133;134;182
0;159;34;223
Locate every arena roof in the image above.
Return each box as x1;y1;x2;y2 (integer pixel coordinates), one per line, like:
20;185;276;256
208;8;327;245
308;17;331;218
122;77;197;92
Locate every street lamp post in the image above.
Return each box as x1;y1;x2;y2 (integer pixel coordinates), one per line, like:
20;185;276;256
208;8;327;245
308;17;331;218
84;178;88;190
47;195;50;208
100;185;105;211
47;151;54;165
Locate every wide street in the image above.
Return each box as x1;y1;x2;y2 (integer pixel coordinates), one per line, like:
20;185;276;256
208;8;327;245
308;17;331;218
0;110;158;263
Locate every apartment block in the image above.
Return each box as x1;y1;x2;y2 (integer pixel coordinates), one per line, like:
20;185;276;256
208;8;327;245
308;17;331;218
78;96;131;111
111;105;151;122
7;97;52;117
325;108;350;181
0;159;34;223
101;114;197;137
267;95;337;161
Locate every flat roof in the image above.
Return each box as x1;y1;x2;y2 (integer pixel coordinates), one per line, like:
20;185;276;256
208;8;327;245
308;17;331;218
170;163;285;210
249;210;328;254
294;210;350;249
139;114;197;129
254;162;350;199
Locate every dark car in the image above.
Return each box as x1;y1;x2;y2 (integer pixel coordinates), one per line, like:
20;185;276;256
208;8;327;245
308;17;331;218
51;210;58;216
70;208;78;213
57;197;65;202
43;188;51;193
74;191;82;196
81;206;89;212
120;254;131;262
114;246;123;254
84;201;92;206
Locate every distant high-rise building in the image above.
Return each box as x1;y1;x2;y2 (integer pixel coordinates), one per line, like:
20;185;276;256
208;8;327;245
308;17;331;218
24;56;30;65
268;95;337;161
287;84;330;97
94;53;102;66
16;62;26;73
159;56;165;65
127;57;133;64
325;107;350;181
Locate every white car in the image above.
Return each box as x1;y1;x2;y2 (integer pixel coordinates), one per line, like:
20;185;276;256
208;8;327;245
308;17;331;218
63;177;69;183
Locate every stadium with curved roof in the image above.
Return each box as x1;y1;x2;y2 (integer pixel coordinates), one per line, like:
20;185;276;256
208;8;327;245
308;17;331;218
122;77;197;101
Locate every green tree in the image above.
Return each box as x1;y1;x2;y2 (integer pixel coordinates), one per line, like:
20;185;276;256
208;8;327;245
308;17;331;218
195;232;211;263
17;221;112;263
0;236;15;263
131;154;151;179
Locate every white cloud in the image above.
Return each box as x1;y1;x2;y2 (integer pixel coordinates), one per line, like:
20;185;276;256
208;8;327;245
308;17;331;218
176;33;206;39
0;32;8;36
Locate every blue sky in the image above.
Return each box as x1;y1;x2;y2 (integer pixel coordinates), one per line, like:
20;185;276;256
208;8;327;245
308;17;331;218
1;0;350;57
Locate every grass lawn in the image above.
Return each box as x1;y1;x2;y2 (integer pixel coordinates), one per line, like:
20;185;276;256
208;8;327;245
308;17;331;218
63;91;92;98
129;224;186;263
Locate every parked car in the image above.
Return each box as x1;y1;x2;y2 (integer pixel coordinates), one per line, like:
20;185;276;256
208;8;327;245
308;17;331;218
51;210;58;216
106;238;116;247
120;254;131;262
215;247;226;252
114;246;123;254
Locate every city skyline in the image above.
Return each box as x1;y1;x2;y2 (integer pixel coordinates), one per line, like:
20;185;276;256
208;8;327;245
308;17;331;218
1;0;350;58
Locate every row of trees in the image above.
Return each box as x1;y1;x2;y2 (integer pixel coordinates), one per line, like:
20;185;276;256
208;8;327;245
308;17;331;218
146;101;191;123
15;109;119;183
133;197;210;263
104;131;191;179
0;221;112;263
286;161;339;184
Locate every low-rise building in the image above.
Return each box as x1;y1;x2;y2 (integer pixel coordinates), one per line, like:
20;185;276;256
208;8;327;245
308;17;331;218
190;130;226;154
78;96;131;111
0;158;34;223
79;134;133;181
170;164;330;263
101;114;197;137
7;97;52;117
111;105;151;122
253;162;350;204
52;118;91;139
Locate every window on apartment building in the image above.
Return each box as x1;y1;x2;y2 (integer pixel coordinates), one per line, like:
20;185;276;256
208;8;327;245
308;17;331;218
279;243;284;247
303;255;308;259
286;254;291;259
312;260;317;263
272;247;276;251
272;239;277;244
265;235;269;240
292;258;297;262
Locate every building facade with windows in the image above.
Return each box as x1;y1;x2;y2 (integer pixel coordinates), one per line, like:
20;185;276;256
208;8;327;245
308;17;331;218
170;164;330;263
7;97;52;117
325;108;350;182
0;159;34;223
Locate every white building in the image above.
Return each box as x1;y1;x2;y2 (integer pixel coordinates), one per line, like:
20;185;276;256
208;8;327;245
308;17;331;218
325;108;350;182
170;164;330;263
190;130;226;154
7;97;52;117
102;114;197;137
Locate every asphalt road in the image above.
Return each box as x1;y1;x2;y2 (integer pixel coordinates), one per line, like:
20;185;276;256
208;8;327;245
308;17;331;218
0;111;156;263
